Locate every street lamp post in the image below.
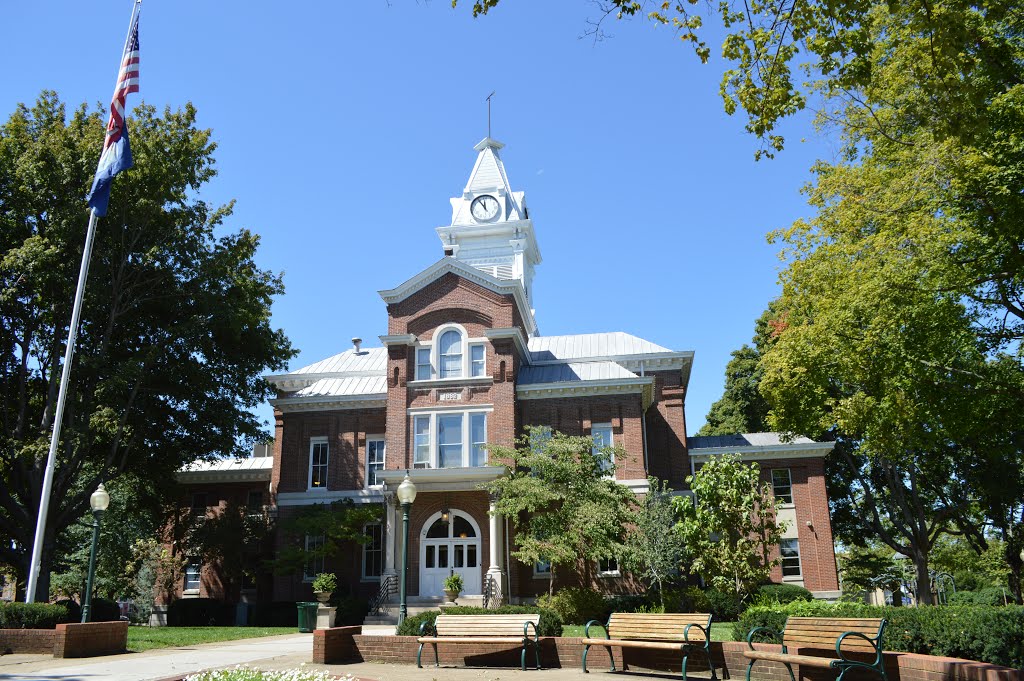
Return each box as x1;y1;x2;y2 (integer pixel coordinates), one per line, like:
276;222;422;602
396;473;417;626
81;483;110;623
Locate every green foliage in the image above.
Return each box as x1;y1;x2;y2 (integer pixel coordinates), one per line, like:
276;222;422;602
55;599;81;623
931;536;1011;593
736;601;1024;668
88;597;122;622
271;500;381;577
331;595;368;627
0;91;295;598
675;454;785;597
756;583;813;604
395;606;562;637
167;598;234;627
184;501;274;599
675;586;745;622
949;588;1012;607
537;587;608;625
311;573;337;593
0;602;70;629
622;478;687;604
442;573;464;593
485;427;637;595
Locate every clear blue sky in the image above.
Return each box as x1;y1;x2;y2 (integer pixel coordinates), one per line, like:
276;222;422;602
3;1;836;435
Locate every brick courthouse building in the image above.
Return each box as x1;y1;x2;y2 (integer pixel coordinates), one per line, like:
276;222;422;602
177;138;841;610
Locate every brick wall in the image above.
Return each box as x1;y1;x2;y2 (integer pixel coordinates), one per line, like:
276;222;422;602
0;628;55;654
404;490;491;598
312;625;361;664
53;620;128;658
337;634;1022;681
645;369;689;487
275;408;386;494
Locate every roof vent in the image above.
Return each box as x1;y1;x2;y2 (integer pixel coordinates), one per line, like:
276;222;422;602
352;337;363;354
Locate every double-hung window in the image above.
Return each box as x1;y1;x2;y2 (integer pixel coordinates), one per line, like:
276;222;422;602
438;330;463;378
303;534;325;581
366;437;385;487
470;343;486;377
416;348;432;381
185;560;201;591
246;490;263;514
362;524;383;580
591;423;614;474
309;438;329;490
772;469;793;504
410;410;489;468
780;538;801;577
598;557;619;576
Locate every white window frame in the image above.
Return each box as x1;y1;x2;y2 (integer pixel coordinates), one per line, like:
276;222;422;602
303;534;326;582
437;327;464;379
308;437;329;491
780;538;802;577
591;423;614;475
362;523;383;581
772;468;793;505
598;557;620;577
409;324;489;383
184;559;202;591
408;408;490;469
365;436;386;488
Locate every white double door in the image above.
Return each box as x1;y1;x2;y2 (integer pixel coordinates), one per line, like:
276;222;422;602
419;511;482;598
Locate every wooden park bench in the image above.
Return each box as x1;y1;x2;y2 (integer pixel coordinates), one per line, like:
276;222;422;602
417;613;542;670
581;612;717;679
743;617;888;681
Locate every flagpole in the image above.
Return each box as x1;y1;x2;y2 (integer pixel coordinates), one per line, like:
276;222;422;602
23;0;141;604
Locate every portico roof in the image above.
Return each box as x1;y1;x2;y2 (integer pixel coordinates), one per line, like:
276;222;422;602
378;466;507;494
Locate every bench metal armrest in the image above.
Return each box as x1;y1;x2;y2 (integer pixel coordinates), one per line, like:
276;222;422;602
584;619;609;639
746;626;784;651
684;623;710;645
524;620;540;643
419;619;436;637
835;630;884;666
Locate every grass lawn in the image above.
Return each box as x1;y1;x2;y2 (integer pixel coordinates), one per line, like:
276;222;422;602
127;626;297;652
561;622;737;641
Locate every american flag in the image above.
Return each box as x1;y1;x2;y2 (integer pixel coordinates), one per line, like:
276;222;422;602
103;9;140;153
87;3;140;217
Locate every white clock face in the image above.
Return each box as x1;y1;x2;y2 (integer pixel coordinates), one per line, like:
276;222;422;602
470;194;500;222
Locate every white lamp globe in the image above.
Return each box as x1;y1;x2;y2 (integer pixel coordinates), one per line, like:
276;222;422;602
90;483;110;513
396;474;417;505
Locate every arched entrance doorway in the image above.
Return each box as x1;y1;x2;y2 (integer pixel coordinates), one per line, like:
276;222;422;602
419;510;482;598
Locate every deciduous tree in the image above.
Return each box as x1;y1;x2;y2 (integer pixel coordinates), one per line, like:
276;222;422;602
623;478;687;605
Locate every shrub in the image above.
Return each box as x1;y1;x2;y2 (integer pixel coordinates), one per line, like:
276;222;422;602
756;583;813;604
311;573;337;593
395;606;563;637
167;598;234;626
55;599;82;623
734;601;1024;668
89;597;123;622
973;587;1009;606
947;591;975;606
537;587;607;624
0;602;70;629
672;586;744;621
331;595;368;626
249;601;298;627
605;594;651;614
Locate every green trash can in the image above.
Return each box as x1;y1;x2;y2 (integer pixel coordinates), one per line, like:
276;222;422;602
296;601;318;633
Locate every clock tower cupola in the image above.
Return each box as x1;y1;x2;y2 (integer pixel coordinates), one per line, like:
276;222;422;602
437;137;542;310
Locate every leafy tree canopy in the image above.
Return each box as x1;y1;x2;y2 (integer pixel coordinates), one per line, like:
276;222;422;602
0;92;295;599
484;427;637;595
622;477;687;604
270;500;382;578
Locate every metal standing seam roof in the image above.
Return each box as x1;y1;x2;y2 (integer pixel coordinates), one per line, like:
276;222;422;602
180;457;275;474
518;361;639;385
687;433;818;450
293;375;389;397
527;332;674;362
290;347;387;375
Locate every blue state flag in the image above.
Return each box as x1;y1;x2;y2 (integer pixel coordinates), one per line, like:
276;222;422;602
86;126;133;217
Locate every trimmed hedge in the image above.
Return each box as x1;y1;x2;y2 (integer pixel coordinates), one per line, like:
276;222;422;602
0;602;70;629
395;605;563;637
56;599;82;623
756;583;813;604
948;588;1010;607
167;598;235;626
249;601;298;627
89;597;123;622
733;600;1024;668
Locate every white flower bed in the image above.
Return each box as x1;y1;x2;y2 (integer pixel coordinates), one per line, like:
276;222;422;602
184;664;354;681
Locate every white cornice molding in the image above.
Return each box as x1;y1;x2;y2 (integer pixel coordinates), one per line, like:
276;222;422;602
379;334;417;347
484;327;530;362
517;377;654;409
267;370;386;392
407;376;493;389
277;489;385;506
377;466;507;490
377;258;537;336
271;394;387;413
176;469;272;484
688;443;835;460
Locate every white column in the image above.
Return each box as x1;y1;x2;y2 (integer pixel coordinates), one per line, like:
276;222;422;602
383;492;397;578
486;493;505;606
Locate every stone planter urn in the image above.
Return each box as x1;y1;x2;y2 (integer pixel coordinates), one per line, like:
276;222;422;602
443;589;459;604
314;591;332;604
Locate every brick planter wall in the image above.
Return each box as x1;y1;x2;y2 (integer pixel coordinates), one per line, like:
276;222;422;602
53;620;128;658
0;628;56;654
332;634;1021;681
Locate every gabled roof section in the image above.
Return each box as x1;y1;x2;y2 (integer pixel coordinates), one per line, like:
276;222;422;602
519;361;638;384
451;138;524;224
688;432;834;459
528;332;674;363
378;257;538;336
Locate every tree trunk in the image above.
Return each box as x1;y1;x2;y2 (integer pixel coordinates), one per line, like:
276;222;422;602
913;554;933;605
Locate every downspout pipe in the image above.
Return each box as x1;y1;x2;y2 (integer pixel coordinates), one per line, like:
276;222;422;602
640;360;650;472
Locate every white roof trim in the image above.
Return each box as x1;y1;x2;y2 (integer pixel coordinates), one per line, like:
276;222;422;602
379;334;416;346
484;327;530;362
271;394;386;413
516;377;654;409
378;466;507;490
378;258;537;336
276;489;385;506
688;443;834;459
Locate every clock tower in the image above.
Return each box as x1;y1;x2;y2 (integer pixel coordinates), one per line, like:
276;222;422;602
437;137;542;315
